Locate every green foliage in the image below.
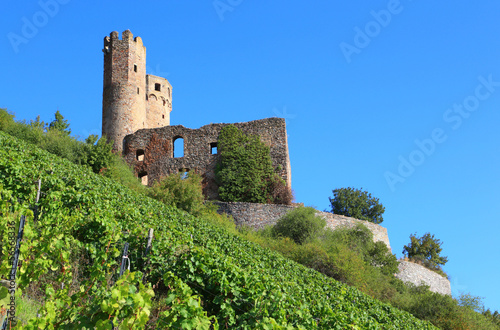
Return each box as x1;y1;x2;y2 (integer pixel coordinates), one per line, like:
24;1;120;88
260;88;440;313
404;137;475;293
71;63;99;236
483;309;500;328
402;232;448;272
216;125;292;205
272;207;325;244
48;110;71;135
148;172;205;216
390;284;500;330
0;108;115;176
0;131;435;329
329;187;385;224
458;292;485;313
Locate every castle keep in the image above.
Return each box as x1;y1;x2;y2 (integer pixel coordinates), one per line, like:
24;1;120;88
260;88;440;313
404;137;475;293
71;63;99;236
102;30;291;198
102;30;172;152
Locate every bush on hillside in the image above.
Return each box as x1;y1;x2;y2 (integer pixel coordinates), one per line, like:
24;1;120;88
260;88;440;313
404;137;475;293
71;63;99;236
148;172;205;216
272;207;325;244
329;187;385;224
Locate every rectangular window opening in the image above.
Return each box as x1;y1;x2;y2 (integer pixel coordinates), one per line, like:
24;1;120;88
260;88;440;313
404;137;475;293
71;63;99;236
210;142;218;155
155;83;161;92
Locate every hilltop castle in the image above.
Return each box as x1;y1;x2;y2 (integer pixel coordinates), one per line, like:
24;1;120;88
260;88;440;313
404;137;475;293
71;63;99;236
102;30;291;198
100;30;451;296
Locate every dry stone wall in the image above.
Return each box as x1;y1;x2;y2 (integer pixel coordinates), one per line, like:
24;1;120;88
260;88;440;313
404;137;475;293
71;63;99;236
396;261;451;295
316;211;391;252
214;202;391;250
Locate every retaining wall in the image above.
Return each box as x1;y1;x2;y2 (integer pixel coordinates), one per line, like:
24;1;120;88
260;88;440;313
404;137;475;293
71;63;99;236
214;202;391;251
395;261;451;295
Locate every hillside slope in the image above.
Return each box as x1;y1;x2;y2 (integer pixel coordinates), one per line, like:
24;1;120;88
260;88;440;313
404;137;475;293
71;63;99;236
0;131;436;329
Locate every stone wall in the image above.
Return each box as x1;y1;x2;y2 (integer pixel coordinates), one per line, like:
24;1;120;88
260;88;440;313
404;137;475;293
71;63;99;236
316;211;391;252
396;261;451;296
214;202;391;250
123;118;291;200
213;201;296;229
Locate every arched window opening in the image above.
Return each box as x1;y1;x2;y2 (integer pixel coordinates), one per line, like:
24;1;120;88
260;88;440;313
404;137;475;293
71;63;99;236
136;149;145;161
173;136;184;158
138;171;148;186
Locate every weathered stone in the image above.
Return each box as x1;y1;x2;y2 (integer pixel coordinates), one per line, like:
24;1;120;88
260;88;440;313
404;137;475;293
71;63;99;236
102;30;172;152
395;261;451;295
213;201;391;251
123;118;291;200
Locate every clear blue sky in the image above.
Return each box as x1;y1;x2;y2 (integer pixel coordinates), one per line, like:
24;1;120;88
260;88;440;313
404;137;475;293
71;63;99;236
2;0;500;312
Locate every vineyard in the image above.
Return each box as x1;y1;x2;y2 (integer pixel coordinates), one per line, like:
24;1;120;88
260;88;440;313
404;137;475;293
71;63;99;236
0;130;436;329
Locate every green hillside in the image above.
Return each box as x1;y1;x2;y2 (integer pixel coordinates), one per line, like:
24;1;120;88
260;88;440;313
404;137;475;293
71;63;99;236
0;130;435;329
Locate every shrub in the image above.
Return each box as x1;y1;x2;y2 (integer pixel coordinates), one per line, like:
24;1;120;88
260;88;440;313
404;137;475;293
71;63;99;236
329;187;385;224
148;172;205;216
215;125;292;204
272;207;325;244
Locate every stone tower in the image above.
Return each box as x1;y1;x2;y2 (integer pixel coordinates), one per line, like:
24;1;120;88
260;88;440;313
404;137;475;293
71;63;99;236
102;30;172;152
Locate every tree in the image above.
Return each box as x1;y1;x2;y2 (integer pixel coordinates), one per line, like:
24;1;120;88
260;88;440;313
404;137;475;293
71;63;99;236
215;125;292;204
402;232;448;271
273;207;325;244
329;187;385;224
48;110;71;135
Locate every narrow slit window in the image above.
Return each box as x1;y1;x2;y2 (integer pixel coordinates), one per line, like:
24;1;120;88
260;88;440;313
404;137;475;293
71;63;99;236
134;64;137;72
137;87;140;94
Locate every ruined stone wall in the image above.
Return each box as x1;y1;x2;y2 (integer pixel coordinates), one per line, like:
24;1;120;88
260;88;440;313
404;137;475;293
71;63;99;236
396;261;451;295
123;118;291;199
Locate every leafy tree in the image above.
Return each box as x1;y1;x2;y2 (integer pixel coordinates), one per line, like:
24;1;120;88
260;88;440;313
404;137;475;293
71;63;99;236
216;125;292;204
329;187;385;224
273;207;325;244
48;110;71;135
458;293;485;313
402;232;448;271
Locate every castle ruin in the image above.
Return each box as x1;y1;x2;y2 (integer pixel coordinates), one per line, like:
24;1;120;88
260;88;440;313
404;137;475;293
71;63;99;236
102;30;291;198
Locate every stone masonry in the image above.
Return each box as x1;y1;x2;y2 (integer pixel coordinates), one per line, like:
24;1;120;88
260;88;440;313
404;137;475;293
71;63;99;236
395;261;451;295
213;201;391;251
123;118;292;199
102;30;172;152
